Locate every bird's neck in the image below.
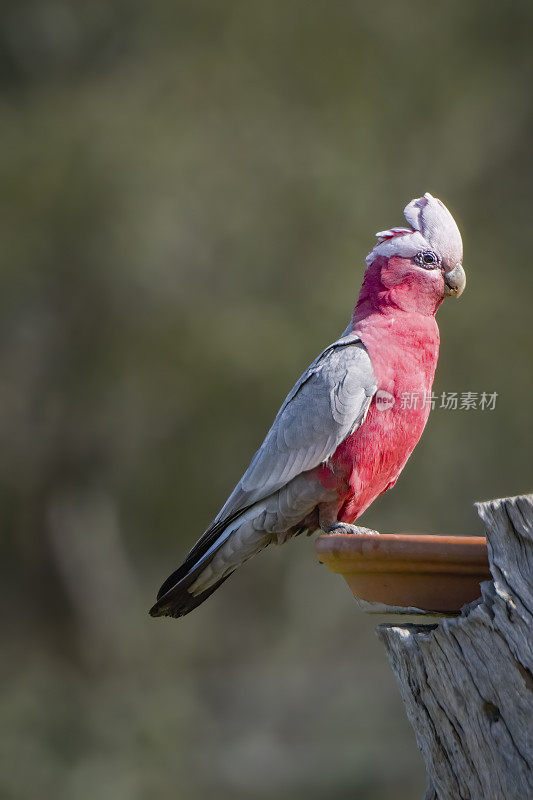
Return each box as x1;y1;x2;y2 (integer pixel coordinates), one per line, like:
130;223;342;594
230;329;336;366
348;300;441;392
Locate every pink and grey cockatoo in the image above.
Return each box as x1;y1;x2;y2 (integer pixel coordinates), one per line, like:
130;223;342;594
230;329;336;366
150;193;465;619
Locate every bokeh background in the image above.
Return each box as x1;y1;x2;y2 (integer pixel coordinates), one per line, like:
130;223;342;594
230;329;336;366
1;2;532;798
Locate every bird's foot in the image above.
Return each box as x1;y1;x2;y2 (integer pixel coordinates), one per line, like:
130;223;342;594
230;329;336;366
323;523;379;536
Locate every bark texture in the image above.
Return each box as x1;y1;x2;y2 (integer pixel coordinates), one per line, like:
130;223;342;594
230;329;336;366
377;494;533;800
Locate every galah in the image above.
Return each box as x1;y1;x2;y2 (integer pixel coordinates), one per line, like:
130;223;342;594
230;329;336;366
150;193;465;619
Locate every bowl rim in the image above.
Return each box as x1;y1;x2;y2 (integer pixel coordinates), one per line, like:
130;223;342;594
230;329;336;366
315;533;491;575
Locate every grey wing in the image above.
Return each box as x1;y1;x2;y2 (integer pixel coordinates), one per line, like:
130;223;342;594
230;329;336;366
215;333;377;523
152;332;377;609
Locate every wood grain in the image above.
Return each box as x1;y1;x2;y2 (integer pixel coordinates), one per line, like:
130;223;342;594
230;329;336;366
377;494;533;800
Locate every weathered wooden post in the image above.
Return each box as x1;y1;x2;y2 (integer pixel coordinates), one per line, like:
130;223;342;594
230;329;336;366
377;494;533;800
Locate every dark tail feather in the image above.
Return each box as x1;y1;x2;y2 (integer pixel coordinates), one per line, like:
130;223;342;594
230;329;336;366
150;505;258;619
149;538;237;618
149;569;232;619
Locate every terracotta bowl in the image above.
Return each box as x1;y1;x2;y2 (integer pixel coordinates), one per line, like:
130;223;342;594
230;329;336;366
315;533;491;614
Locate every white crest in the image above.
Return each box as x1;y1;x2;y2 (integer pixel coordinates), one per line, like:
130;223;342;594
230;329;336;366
366;193;463;270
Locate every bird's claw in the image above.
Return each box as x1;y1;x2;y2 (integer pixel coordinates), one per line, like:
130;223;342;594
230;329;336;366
324;523;380;536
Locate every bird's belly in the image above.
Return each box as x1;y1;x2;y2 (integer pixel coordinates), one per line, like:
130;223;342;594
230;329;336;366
321;401;430;523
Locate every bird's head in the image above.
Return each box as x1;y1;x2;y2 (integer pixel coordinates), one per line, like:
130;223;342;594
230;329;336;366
359;193;465;316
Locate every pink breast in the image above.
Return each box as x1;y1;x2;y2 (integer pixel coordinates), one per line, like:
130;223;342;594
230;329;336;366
334;398;431;522
319;310;440;523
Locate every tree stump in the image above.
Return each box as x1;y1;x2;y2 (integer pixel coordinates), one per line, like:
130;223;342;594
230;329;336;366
377;494;533;800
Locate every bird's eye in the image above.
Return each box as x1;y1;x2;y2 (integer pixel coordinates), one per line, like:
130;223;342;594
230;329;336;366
415;250;441;269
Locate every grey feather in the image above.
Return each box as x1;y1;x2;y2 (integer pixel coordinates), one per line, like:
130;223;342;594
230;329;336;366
150;332;377;616
215;332;377;524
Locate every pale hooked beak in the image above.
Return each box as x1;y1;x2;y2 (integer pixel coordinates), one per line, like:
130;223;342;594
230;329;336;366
444;263;466;298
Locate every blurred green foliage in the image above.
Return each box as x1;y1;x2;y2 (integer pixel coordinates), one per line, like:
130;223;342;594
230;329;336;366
1;1;532;798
